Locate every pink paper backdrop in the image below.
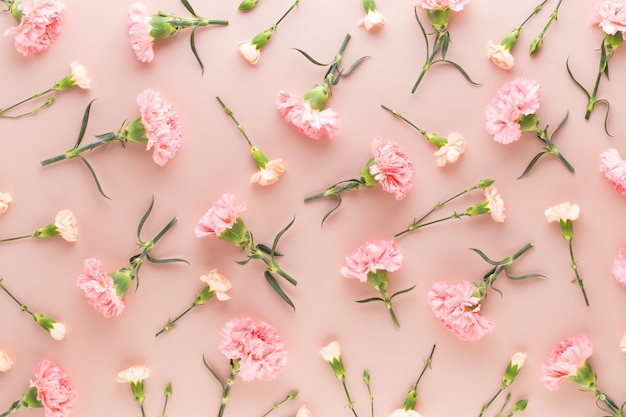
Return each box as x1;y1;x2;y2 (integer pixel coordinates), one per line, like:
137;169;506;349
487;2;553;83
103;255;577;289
1;1;626;416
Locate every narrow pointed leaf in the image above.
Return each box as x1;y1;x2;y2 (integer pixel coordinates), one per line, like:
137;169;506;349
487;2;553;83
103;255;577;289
264;271;295;310
74;99;97;149
517;151;547;179
257;244;283;257
146;253;190;265
292;48;329;66
355;297;384;303
414;8;430;60
596;98;613;137
271;216;295;260
390;284;416;300
438;59;481;85
202;355;225;390
565;57;591;100
77;155;111;200
321;195;342;227
137;196;155;241
276;268;297;286
341;56;370;76
505;270;547;281
180;0;198;16
190;27;205;75
468;248;499;265
551;111;569;138
235;257;252;265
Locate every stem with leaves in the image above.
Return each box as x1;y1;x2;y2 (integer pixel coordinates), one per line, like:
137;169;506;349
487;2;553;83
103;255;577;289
260;390;299;417
568;238;589;307
529;0;563;55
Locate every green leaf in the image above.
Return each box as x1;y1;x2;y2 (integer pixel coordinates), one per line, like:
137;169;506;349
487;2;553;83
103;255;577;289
468;248;499;266
551;111;569;139
235;257;252;265
190;27;205;75
595;98;613;137
414;8;430;61
517;151;547;179
355;297;384;303
146;253;190;265
565;56;591;100
437;59;481;85
73;99;97;149
390;284;416;299
202;355;225;390
321;195;342;227
292;48;330;66
264;271;295;310
137;196;155;241
271;216;295;260
341;55;370;76
505;270;547;281
257;243;283;257
276;268;297;286
77;155;111;200
180;0;198;17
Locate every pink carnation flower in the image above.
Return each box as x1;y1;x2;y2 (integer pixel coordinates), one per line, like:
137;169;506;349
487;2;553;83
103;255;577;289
219;316;288;382
0;192;13;215
127;0;155;62
369;137;414;200
485;77;541;144
484;186;505;222
30;359;76;417
340;239;403;282
250;159;287;186
76;258;125;318
427;280;495;342
433;133;465;167
600;148;626;196
591;0;626;38
612;244;626;287
275;90;340;140
4;0;65;56
137;88;182;166
540;334;593;391
486;40;514;70
195;193;246;238
413;0;470;12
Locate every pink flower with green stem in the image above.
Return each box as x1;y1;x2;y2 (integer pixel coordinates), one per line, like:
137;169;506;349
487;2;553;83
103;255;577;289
390;344;436;417
340;239;414;329
305;136;413;225
216;97;286;186
41;89;182;199
528;0;565;55
381;104;466;167
0;359;76;417
0;60;89;119
428;242;543;341
275;33;368;140
395;179;503;238
116;365;151;417
0;209;77;243
195;193;297;309
204;317;291;417
236;0;299;65
319;341;360;417
155;269;232;337
2;0;64;56
544;202;589;307
128;0;228;74
77;197;188;317
541;334;624;417
0;279;66;340
485;77;574;179
358;0;386;31
567;0;626;135
411;0;478;93
478;352;528;417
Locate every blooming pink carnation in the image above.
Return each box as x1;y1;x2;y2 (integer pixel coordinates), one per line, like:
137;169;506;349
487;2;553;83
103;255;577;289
128;0;155;62
275;90;340;140
413;0;470;12
612;244;626;287
195;193;246;238
4;0;65;56
137;88;182;166
340;239;403;282
600;148;626;196
76;258;125;318
369;137;414;200
427;280;495;342
591;0;626;38
485;77;541;144
540;334;594;391
30;360;76;417
486;40;514;70
219;316;288;382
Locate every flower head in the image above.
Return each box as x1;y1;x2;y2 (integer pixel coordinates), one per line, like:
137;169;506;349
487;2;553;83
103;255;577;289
116;365;150;383
137;88;183;166
600;148;626;196
319;341;341;362
69;61;90;89
237;41;261;65
219;316;288;382
340;239;403;282
484;186;505;222
250;159;287;186
358;9;386;31
194;193;246;238
433;133;465;167
54;209;77;242
49;322;66;341
296;404;313;417
275;90;340;140
0;192;13;215
369;137;414;200
4;0;65;56
76;258;126;318
485;77;542;144
390;410;424;417
127;0;156;62
544;202;580;223
0;348;13;372
591;0;626;37
540;334;593;391
612;244;626;287
486;40;514;70
413;0;470;12
620;333;626;353
200;269;232;301
30;359;76;417
427;280;495;341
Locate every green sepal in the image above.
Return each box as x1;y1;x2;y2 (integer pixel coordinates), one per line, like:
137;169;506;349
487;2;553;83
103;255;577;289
149;15;177;40
21;387;43;409
251;146;269;168
194;286;215;306
568;361;596;390
529;36;543;55
360;158;379;187
328;357;346;379
238;0;259;11
131;381;145;405
465;201;489;217
425;7;449;33
518;113;539;132
32;223;60;239
124;117;148;143
424;131;448;148
366;269;388;292
219;217;252;247
478;178;495;189
302;84;330;110
501;27;520;51
33;313;54;332
251;28;273;49
53;75;75;91
559;219;573;241
512;398;528;413
111;267;134;298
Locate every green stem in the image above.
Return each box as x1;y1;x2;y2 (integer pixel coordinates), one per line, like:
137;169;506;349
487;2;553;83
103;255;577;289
155;302;197;337
0;280;35;318
533;0;562;37
412;32;444;94
0;400;24;417
341;378;359;417
479;387;504;417
0;88;54;116
395;212;468;237
0;234;33;243
273;0;299;27
260;390;298;417
585;68;603;120
40;133;120;166
217;367;238;417
520;0;549;28
380;105;428;137
139;404;146;417
380;289;400;329
216;96;253;147
568;238;589;307
325;33;352;81
165;15;228;28
304;180;364;202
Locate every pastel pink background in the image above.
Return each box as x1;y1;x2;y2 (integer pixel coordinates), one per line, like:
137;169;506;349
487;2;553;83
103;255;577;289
1;0;626;416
